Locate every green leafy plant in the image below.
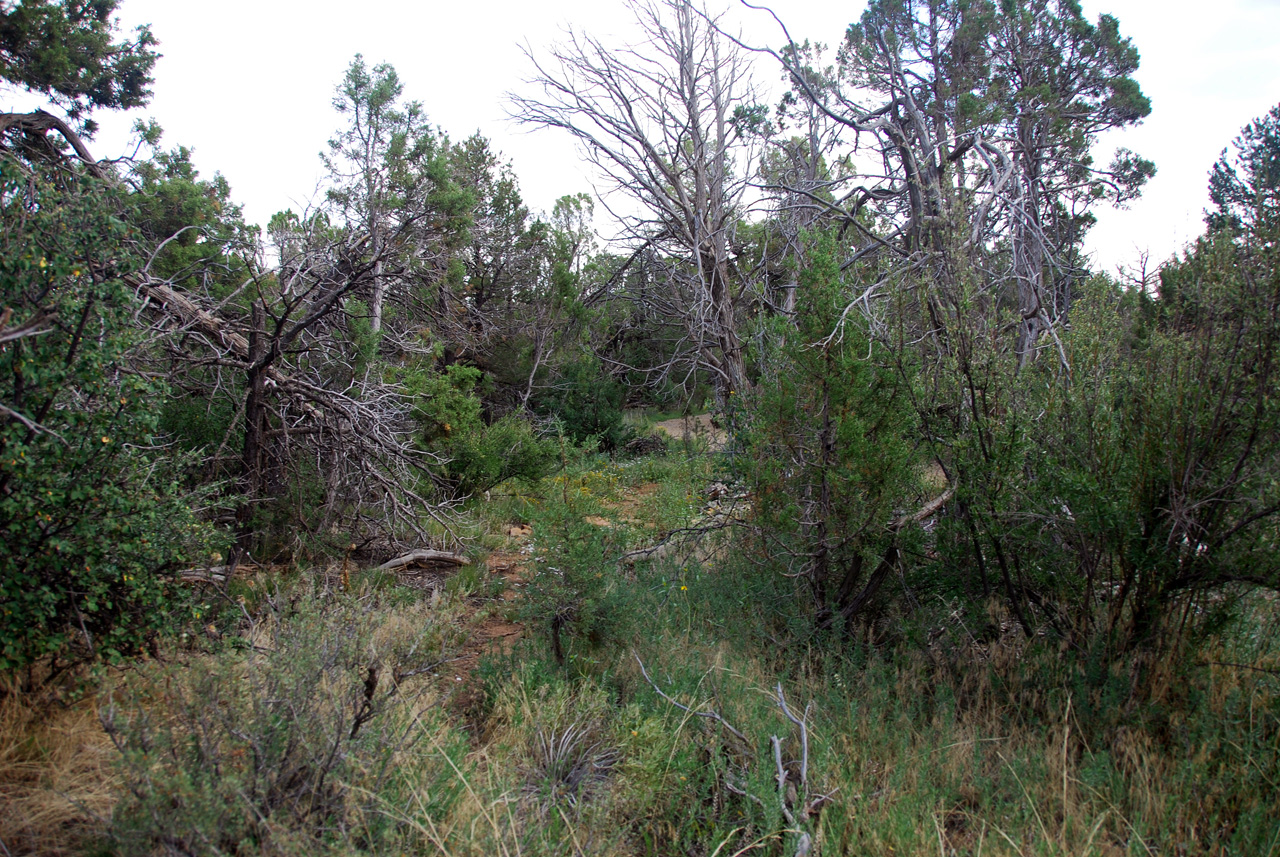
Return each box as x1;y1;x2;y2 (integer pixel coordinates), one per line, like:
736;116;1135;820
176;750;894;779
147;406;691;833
406;361;555;496
737;233;920;633
0;0;158;132
518;490;628;668
535;358;631;451
0;162;215;674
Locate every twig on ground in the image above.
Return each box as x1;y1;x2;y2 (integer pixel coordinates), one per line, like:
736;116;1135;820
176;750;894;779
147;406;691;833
633;652;749;744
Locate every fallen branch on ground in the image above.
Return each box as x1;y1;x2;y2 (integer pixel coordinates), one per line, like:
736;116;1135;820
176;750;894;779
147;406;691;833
376;550;470;572
619;518;738;567
633;652;749;744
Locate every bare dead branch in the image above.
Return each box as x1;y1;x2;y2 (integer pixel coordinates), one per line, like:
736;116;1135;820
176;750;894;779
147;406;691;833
376;550;470;572
633;652;749;744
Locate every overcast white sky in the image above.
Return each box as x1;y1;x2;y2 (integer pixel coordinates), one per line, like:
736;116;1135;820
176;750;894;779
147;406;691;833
8;0;1280;273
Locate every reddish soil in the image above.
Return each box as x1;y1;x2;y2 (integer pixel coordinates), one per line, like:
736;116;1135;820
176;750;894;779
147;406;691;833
600;481;659;527
449;550;527;679
445;533;533;727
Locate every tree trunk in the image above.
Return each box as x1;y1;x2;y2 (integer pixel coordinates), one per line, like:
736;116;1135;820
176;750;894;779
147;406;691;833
235;300;268;560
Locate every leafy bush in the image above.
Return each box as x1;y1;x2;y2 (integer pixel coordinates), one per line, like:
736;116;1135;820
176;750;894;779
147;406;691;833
737;233;920;632
406;361;556;495
918;109;1280;655
1046;235;1280;646
127;142;254;300
926;235;1280;656
518;499;628;668
159;391;241;456
535;358;631;451
0;162;215;673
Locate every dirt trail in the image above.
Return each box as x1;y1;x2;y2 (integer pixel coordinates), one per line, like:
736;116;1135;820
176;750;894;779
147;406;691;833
652;413;725;450
445;480;667;723
448;549;527;679
599;481;659;527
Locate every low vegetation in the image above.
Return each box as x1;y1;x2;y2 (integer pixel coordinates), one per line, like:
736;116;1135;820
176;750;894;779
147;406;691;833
3;451;1278;855
2;1;1278;854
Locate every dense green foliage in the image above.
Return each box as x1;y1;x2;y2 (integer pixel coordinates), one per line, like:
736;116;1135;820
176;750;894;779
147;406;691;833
1208;102;1280;235
0;163;212;671
535;356;630;450
407;361;556;495
740;235;919;629
0;0;157;131
904;105;1280;653
128;142;255;295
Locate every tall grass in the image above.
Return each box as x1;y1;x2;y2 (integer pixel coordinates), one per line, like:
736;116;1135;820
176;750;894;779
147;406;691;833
0;680;117;855
1;450;1275;855
99;574;474;856
456;451;1280;855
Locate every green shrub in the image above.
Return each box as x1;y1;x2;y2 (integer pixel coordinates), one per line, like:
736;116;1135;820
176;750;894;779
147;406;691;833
535;358;631;451
518;495;629;668
104;581;470;856
927;245;1280;656
127;143;254;301
159;391;241;455
1043;245;1280;647
0;162;215;673
406;361;556;496
737;233;919;633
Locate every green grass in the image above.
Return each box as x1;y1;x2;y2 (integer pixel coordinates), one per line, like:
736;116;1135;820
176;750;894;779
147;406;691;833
449;448;1280;856
6;447;1274;856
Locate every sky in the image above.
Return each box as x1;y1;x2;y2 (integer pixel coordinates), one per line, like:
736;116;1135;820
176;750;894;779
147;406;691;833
7;0;1280;274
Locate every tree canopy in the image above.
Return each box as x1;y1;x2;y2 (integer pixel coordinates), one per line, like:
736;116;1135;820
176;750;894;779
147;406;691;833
0;0;158;134
1208;102;1280;235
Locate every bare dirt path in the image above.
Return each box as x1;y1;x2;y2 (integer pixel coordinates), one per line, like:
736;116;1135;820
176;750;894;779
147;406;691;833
442;524;540;728
651;413;725;450
445;476;671;731
445;549;527;705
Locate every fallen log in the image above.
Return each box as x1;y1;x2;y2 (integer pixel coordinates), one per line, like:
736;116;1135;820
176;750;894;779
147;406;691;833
376;550;470;572
177;565;233;584
892;484;955;531
618;518;738;567
620;541;675;566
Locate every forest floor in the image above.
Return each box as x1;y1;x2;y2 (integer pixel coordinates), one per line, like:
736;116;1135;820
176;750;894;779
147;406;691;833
446;478;667;722
444;533;530;722
3;447;1277;856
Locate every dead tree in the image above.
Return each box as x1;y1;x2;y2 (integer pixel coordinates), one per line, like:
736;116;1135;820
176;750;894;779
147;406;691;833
2;113;459;560
511;0;762;405
139;216;458;561
732;0;1151;368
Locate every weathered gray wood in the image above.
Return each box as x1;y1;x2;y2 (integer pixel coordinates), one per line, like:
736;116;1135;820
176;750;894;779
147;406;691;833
377;550;470;572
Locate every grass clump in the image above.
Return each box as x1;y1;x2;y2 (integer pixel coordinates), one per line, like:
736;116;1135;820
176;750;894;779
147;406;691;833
100;577;471;856
0;680;117;856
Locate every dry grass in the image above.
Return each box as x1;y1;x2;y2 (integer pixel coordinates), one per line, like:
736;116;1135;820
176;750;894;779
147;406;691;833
1;457;1275;857
0;571;484;857
0;680;117;856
